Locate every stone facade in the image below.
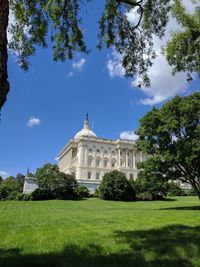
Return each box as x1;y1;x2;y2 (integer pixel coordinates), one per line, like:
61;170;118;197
59;115;146;193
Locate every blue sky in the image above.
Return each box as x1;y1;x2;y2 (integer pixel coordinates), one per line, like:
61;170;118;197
0;0;199;178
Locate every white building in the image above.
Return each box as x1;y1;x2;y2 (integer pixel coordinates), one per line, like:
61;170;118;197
59;114;146;192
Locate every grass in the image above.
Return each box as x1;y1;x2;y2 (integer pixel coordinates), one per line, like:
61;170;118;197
0;196;200;267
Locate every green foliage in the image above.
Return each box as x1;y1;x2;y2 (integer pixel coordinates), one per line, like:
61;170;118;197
17;192;32;201
137;92;200;199
135;158;169;200
136;192;154;201
15;173;25;192
0;176;21;200
98;0;171;86
31;188;54;201
53;172;77;200
167;182;187;196
188;187;198;196
35;163;59;190
9;0;88;70
7;0;199;85
75;186;90;199
165;0;200;79
99;170;135;201
34;163;78;200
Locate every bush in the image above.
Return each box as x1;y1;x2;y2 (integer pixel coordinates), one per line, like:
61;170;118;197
188;187;197;196
99;170;135;201
167;182;187;196
75;186;90;199
136;192;154;201
93;188;100;198
53;173;78;200
17;193;32;201
31;188;54;201
135;170;168;200
0;177;21;200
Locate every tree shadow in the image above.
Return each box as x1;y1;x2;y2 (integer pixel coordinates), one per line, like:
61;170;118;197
161;197;177;202
115;225;200;267
0;225;200;267
160;206;200;210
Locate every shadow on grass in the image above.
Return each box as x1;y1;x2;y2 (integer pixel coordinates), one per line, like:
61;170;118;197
0;225;200;267
161;197;177;202
160;206;200;210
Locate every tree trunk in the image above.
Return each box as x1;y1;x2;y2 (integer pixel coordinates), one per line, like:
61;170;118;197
0;0;9;111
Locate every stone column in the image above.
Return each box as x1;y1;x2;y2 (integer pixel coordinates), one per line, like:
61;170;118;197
133;151;136;169
126;150;129;167
118;148;121;167
140;151;143;162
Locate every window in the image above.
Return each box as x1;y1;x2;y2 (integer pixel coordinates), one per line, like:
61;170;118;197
96;173;100;180
130;173;134;179
104;150;108;154
104;159;108;167
88;157;93;166
89;148;92;152
88;172;91;179
111;159;116;168
96;158;100;167
97;149;100;153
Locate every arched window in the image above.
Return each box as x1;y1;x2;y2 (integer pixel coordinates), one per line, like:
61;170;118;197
103;158;108;167
96;157;101;167
88;156;93;166
111;158;116;168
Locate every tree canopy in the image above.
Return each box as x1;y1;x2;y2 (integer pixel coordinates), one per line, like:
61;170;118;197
99;170;135;201
136;92;200;199
0;0;199;110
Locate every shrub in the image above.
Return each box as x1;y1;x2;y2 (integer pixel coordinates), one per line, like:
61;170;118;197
188;187;197;196
31;188;54;201
167;182;187;196
94;188;100;198
135;170;168;200
0;177;21;200
99;170;135;201
136;192;154;201
75;186;90;199
53;173;78;200
17;193;32;201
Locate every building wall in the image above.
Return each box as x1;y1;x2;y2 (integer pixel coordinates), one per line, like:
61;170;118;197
59;137;146;191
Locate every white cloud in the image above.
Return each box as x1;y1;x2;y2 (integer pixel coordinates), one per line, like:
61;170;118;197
120;130;138;141
72;58;86;71
0;171;9;179
7;11;15;43
125;8;140;26
107;49;125;78
54;157;59;161
107;0;198;105
27;116;41;127
67;71;74;77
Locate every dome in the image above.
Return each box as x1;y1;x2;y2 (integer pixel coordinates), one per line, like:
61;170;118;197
74;114;97;139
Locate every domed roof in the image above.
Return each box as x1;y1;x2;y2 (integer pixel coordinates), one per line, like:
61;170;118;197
74;114;97;139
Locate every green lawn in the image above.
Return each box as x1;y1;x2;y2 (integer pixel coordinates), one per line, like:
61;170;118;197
0;197;200;267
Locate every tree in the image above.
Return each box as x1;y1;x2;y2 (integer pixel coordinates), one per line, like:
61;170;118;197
135;157;169;200
35;163;78;200
15;173;25;192
0;176;21;200
136;92;200;199
53;172;77;200
1;0;199;110
35;163;59;191
99;170;135;201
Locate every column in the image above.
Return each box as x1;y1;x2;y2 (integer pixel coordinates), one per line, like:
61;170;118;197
126;150;129;167
118;148;121;167
133;151;136;169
